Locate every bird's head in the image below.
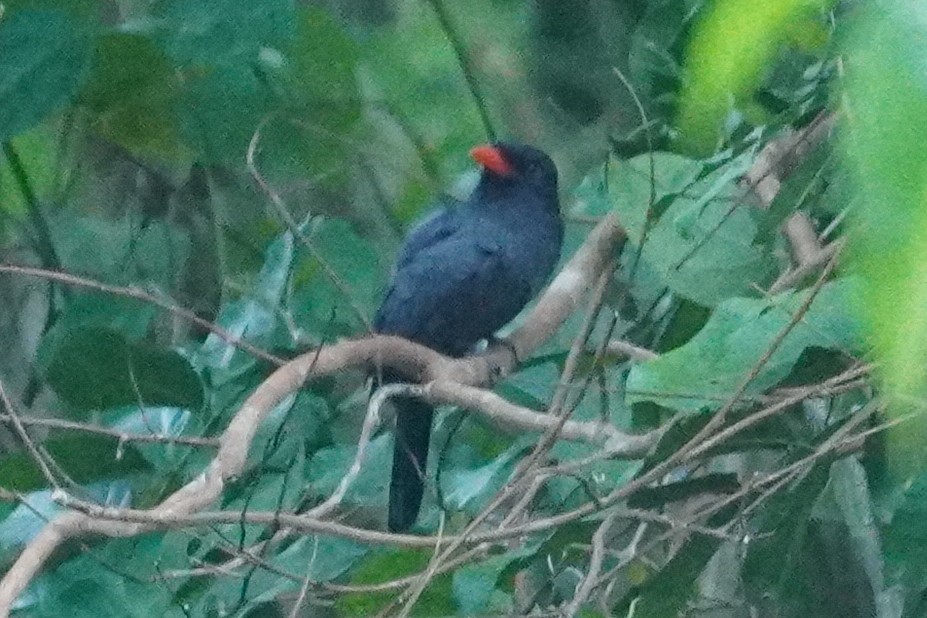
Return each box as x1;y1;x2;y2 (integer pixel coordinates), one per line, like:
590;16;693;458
470;142;559;201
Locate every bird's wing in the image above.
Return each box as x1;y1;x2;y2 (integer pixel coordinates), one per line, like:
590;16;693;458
392;203;461;273
374;233;533;355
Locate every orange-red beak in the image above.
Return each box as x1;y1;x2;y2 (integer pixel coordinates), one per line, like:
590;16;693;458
470;145;514;176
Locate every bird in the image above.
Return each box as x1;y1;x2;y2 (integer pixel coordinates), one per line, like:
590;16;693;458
373;141;563;532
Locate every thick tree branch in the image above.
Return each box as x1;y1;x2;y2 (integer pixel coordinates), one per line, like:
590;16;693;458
0;213;632;615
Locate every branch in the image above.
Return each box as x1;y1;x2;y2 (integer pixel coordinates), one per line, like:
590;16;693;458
0;213;631;615
742;112;840;289
399;381;653;457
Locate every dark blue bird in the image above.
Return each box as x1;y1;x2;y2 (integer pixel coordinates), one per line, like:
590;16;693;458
374;142;563;532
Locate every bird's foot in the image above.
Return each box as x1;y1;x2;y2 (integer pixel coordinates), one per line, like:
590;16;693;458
487;336;521;365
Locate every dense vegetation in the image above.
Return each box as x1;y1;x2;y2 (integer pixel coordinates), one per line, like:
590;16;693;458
0;0;924;616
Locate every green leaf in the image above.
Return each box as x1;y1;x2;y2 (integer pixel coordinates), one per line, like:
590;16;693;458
442;439;528;515
609;152;775;306
49;212;190;289
0;9;93;140
196;226;295;371
307;434;390;508
178;64;274;163
829;457;897;615
285;7;361;126
453;542;540;615
247;6;363;182
108;406;196;470
79;33;188;162
884;472;927;608
154;0;295;67
626;278;862;413
290;217;381;336
0;434;149;492
619;506;735;617
742;463;837;616
0;490;60;550
604;153;703;237
44;326;203;414
842;3;927;475
676;0;835;152
52;293;158;342
277;535;368;582
34;536;184;618
0;125;57;220
361;3;484;178
336;548;455;617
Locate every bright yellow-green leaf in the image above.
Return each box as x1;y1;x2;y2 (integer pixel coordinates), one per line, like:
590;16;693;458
0;125;56;220
842;3;927;478
676;0;833;153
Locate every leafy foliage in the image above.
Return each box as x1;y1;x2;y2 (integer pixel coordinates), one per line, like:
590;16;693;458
0;0;917;616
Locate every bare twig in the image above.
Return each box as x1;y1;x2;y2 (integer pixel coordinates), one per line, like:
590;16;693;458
0;382;59;489
0;264;284;366
302;385;393;519
563;510;619;617
246;119;373;330
0;413;219;448
606;339;659;362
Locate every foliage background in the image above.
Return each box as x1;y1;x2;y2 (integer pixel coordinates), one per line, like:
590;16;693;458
0;0;923;616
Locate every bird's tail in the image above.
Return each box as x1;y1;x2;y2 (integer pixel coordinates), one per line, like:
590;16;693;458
388;394;434;532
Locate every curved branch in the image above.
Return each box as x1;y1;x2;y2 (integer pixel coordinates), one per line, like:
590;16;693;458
0;214;629;615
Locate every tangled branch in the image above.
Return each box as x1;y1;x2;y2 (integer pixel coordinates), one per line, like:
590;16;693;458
0;213;641;615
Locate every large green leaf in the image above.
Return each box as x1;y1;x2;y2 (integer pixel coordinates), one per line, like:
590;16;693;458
0;125;57;221
154;0;294;67
44;326;203;414
676;0;834;152
177;64;274;164
285;7;361;128
842;2;927;477
257;6;363;182
441;439;529;516
0;9;93;140
626;278;862;413
49;212;190;289
196;225;296;372
31;535;187;618
884;471;927;613
336;548;455;617
361;2;485;179
307;433;390;508
452;541;540;615
79;33;187;162
617;506;736;617
289;217;381;336
608;152;776;306
742;463;832;616
0;435;149;492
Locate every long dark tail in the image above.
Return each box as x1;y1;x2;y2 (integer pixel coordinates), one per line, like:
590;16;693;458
388;395;434;532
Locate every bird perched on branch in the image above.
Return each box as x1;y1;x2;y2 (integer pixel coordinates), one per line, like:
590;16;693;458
374;142;563;532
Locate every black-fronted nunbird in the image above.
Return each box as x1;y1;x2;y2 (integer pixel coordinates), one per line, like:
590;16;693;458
374;142;563;532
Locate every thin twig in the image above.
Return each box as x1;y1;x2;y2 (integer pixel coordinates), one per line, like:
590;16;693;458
563;510;618;617
425;0;496;141
0;264;284;366
302;384;393;519
0;382;59;489
246;118;372;330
